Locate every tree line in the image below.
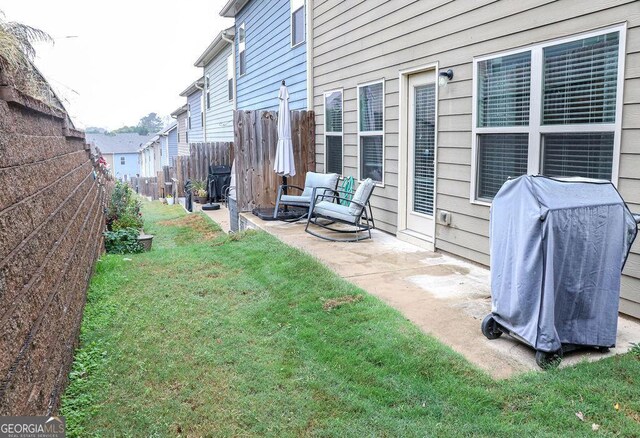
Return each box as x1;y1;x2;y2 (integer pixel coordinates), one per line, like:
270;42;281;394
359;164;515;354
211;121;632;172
86;112;164;136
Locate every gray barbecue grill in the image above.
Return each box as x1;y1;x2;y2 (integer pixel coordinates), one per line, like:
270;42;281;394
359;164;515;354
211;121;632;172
481;175;638;368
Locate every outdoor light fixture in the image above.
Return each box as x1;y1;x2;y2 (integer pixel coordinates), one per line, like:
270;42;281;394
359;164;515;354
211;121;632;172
438;69;454;86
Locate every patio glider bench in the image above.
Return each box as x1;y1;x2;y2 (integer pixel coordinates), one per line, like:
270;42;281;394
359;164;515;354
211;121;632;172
273;171;340;220
305;178;376;241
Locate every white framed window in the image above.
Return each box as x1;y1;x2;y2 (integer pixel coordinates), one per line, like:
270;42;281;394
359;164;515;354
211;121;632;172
187;104;191;130
357;80;384;183
227;54;234;101
324;89;343;175
120;156;125;165
239;22;246;76
291;0;305;47
471;25;625;203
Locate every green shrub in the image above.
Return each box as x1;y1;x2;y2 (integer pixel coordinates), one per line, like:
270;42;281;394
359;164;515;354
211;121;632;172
111;212;144;231
107;181;143;231
103;228;143;254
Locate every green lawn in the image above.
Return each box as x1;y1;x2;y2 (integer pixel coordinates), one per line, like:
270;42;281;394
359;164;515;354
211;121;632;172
61;201;640;437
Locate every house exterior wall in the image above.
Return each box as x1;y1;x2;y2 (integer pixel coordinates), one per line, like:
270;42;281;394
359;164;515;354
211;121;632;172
205;44;235;141
187;90;204;143
112;152;139;180
138;151;145;177
159;136;169;167
145;148;153;177
168;127;178;162
235;0;307;110
176;112;189;155
312;0;640;318
153;141;162;175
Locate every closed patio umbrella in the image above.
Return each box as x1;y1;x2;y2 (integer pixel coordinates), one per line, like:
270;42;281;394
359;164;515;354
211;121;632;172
274;82;296;180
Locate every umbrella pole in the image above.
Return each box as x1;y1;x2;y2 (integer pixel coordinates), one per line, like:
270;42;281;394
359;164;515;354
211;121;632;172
282;175;288;212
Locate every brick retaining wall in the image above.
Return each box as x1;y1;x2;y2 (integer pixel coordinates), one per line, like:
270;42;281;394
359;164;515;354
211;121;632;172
0;81;112;415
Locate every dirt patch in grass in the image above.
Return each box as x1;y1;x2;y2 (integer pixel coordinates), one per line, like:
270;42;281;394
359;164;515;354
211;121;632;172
323;294;364;311
625;408;640;424
212;229;258;246
158;214;219;240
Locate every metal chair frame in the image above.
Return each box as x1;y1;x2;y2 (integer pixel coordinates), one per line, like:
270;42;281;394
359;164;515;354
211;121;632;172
305;187;375;242
273;176;340;222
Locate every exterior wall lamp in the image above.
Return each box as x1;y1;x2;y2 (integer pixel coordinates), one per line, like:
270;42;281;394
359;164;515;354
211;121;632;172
438;69;454;87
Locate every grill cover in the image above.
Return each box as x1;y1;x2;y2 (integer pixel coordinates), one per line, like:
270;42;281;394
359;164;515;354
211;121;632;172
490;176;637;352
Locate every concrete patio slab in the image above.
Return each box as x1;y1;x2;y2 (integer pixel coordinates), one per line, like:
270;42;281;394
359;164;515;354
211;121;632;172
239;212;640;379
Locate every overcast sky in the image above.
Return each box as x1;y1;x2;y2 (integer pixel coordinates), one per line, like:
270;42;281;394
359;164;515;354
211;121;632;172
0;0;232;130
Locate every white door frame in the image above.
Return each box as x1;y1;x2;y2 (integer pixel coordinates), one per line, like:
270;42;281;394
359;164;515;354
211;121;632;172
397;62;439;251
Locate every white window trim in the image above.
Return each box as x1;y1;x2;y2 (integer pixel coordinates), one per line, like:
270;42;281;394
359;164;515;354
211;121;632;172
227;54;234;102
239;22;246;77
357;79;385;187
470;24;626;206
290;0;305;48
323;88;343;176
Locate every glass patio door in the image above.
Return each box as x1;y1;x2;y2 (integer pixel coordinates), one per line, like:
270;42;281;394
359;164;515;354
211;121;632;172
406;72;436;237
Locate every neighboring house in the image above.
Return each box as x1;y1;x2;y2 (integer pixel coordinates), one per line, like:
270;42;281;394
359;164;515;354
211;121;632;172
139;135;161;177
171;104;189;155
220;0;309;111
86;132;152;180
158;123;178;166
179;78;205;144
194;26;236;142
311;1;640;319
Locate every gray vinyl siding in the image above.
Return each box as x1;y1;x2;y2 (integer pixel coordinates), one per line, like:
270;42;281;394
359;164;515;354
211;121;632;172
204;44;234;142
312;0;640;319
187;90;204;143
168;127;178;161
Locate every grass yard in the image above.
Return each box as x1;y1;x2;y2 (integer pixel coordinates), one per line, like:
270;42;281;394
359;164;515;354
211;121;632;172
61;201;640;437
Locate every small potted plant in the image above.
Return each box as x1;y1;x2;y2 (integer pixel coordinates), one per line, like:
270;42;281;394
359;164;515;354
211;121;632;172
166;194;174;205
196;188;208;204
191;180;207;203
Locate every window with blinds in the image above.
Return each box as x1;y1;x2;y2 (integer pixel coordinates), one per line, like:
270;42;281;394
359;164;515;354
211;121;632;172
360;136;383;182
478;51;531;127
413;84;436;216
477;134;529;200
359;82;383;131
358;81;384;182
473;27;622;202
543;32;619;125
542;132;614;180
324;90;342;175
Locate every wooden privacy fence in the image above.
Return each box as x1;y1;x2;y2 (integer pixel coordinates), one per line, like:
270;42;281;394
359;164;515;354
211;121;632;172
132;176;158;199
173;142;233;196
129;142;233;199
233;110;315;212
